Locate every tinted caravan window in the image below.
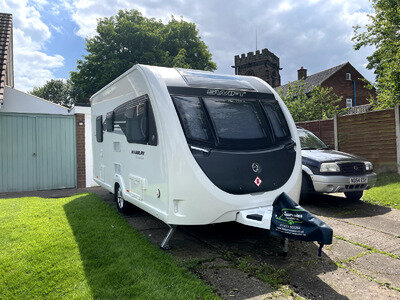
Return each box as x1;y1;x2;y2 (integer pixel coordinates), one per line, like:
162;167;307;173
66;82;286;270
170;88;291;150
203;98;264;139
113;95;157;145
173;96;211;143
261;102;290;139
96;115;103;142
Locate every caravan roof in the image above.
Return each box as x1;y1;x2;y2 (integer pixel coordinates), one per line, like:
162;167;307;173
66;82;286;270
90;65;275;105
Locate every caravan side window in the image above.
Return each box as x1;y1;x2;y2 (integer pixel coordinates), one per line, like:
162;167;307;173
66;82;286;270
261;102;290;140
113;94;157;145
96;115;103;142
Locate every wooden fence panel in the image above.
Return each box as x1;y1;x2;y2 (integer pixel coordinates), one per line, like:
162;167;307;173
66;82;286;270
337;109;397;172
296;119;335;149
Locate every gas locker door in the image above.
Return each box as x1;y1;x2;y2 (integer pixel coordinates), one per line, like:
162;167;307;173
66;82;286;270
0;114;38;192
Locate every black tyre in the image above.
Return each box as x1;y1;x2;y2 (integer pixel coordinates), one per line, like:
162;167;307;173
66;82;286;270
115;185;128;213
300;172;314;203
344;191;363;201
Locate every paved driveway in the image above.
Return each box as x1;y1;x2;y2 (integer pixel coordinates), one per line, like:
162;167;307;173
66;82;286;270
2;188;399;299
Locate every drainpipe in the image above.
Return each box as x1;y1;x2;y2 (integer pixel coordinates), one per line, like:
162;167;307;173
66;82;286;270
353;80;356;107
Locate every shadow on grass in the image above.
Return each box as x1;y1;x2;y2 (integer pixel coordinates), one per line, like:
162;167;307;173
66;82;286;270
300;192;391;219
63;194;216;299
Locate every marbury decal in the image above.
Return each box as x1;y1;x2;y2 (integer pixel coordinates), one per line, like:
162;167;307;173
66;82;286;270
131;150;145;155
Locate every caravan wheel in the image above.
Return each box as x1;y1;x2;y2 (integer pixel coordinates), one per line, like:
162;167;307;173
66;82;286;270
116;185;128;213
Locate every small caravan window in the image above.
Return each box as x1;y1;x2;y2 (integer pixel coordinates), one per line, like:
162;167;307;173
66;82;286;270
173;96;211;142
261;102;290;139
96;115;103;142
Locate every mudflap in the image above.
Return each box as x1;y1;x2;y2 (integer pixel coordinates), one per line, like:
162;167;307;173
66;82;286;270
270;193;333;256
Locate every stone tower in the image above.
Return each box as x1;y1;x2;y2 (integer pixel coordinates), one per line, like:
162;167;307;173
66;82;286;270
232;48;281;87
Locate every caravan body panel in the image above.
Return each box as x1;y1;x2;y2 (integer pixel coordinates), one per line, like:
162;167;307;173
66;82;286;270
91;65;301;226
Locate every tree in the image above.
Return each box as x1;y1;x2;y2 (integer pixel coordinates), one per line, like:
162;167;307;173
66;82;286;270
70;10;217;103
30;79;74;107
278;80;343;122
353;0;400;108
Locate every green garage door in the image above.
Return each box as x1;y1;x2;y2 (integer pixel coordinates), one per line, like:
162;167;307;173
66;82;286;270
0;113;76;192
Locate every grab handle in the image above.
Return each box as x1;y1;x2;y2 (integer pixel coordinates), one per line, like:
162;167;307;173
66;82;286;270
284;140;296;150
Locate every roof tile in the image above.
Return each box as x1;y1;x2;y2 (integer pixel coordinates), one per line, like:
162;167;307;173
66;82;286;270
274;62;348;96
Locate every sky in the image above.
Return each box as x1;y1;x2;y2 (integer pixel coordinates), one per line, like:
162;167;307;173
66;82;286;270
1;0;375;92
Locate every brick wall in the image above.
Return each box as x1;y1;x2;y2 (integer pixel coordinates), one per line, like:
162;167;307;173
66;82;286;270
322;63;376;109
296;119;335;149
338;109;397;172
75;113;86;188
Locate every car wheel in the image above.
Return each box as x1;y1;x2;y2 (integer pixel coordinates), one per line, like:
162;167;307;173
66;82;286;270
115;185;128;213
300;172;314;203
344;191;363;201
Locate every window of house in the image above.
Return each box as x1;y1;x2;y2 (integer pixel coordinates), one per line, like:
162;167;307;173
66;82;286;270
346;98;353;108
346;73;351;81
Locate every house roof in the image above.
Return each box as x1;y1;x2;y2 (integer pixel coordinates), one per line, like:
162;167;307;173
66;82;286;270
0;13;12;104
274;62;348;96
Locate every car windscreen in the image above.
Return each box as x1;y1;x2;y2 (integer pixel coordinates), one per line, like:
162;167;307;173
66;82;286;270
298;129;328;150
172;94;291;150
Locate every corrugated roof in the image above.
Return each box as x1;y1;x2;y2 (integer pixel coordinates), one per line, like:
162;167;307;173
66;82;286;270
275;62;348;96
0;13;12;104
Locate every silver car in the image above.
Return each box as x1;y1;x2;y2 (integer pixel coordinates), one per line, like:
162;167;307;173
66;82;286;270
298;128;377;201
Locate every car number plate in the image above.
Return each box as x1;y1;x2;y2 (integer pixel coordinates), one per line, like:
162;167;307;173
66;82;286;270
350;177;367;184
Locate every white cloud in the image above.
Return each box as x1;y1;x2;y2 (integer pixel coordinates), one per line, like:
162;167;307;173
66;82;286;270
0;0;64;91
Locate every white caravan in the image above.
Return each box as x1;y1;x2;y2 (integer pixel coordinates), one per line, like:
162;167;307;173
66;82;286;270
91;65;302;249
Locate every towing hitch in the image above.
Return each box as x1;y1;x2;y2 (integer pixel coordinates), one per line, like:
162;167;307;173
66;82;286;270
270;193;333;257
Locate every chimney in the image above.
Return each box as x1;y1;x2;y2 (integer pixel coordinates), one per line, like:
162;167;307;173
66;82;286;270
298;66;307;80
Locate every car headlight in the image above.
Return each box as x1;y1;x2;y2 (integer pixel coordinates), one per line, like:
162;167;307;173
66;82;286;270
365;161;373;171
320;162;340;173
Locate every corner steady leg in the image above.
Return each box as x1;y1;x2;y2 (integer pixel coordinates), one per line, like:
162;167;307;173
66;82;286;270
160;225;176;250
280;238;289;257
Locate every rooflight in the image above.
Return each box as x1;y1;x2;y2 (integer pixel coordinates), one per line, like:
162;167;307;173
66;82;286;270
177;69;256;91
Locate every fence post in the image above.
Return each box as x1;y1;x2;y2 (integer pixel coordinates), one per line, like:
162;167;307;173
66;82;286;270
395;105;400;175
333;114;338;150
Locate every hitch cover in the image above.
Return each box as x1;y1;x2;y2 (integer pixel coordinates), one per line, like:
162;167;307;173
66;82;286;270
270;193;333;248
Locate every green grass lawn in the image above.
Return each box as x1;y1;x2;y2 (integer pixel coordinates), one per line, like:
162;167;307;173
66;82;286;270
363;173;400;209
0;193;217;299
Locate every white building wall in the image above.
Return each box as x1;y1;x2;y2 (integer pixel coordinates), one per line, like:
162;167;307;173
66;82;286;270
0;86;70;115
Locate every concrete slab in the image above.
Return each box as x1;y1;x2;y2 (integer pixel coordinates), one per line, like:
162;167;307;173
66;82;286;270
318;217;400;256
197;267;273;299
348;252;400;289
315;266;400;300
325;237;366;262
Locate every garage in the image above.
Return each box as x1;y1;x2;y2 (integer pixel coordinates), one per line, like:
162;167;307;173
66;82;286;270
0;113;76;192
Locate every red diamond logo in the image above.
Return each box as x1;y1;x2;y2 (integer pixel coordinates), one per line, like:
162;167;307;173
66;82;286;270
254;176;262;187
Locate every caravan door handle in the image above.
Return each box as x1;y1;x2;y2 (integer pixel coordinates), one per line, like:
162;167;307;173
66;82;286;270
32;153;37;157
284;140;296;150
